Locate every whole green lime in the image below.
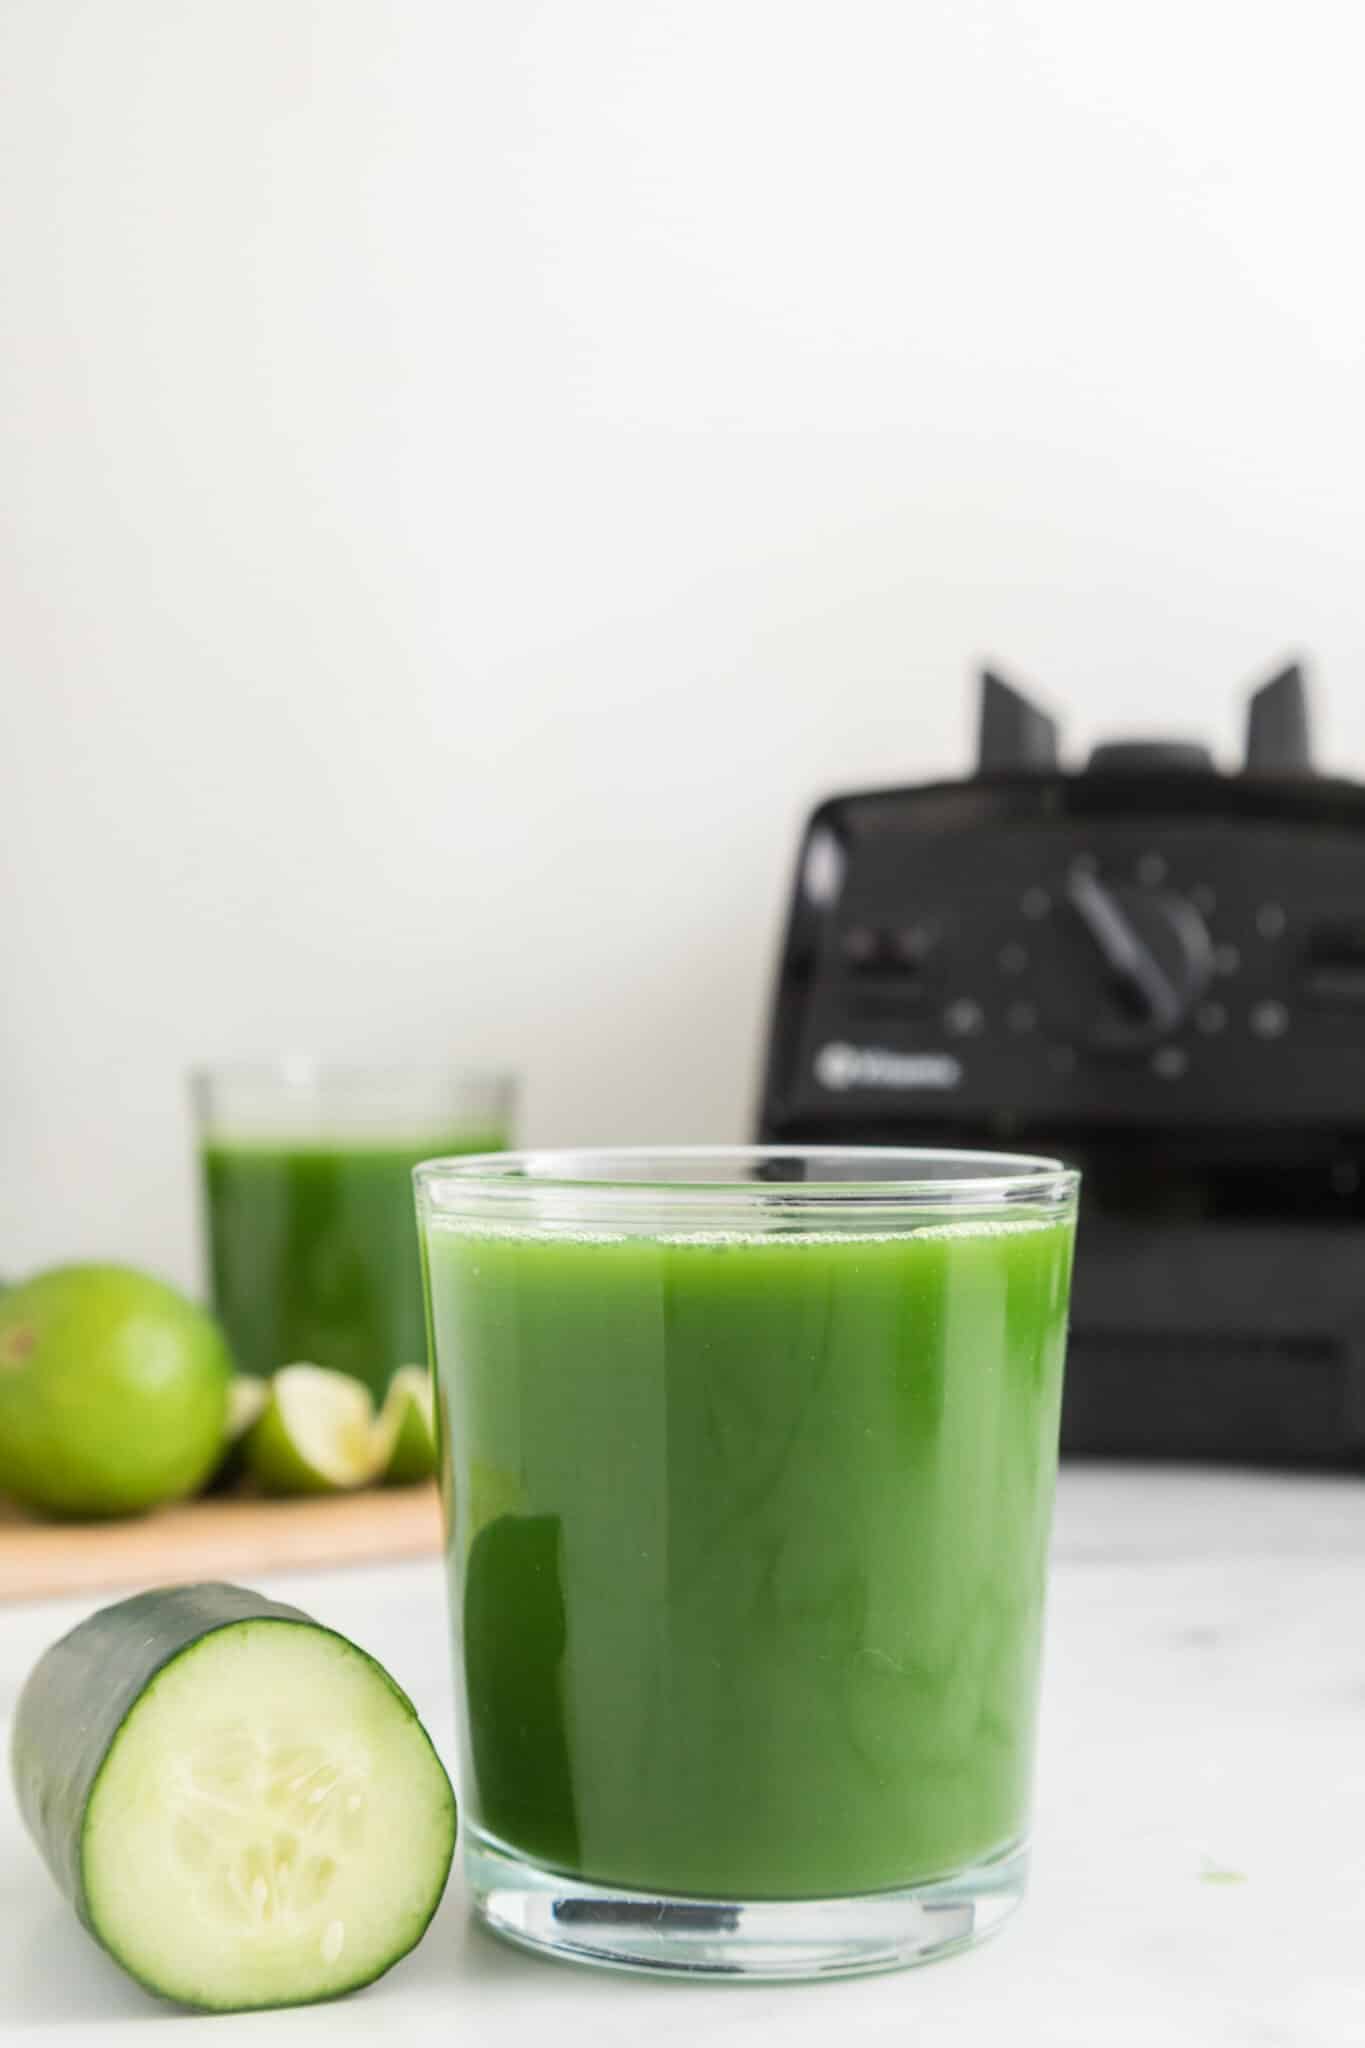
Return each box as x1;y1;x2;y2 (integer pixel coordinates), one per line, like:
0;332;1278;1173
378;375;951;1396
0;1265;232;1517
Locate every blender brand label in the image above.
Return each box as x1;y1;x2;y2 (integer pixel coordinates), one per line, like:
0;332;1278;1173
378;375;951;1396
814;1042;963;1093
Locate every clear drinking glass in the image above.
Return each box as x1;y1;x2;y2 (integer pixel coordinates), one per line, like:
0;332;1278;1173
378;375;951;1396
194;1060;515;1399
416;1145;1079;1979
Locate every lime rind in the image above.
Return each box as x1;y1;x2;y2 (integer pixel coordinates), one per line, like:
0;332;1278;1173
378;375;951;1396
0;1264;232;1517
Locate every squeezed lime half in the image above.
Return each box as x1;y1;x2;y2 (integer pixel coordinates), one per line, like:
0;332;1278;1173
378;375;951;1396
245;1365;381;1496
375;1366;438;1486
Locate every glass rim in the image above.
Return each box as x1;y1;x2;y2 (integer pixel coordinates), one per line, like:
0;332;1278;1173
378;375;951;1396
415;1145;1079;1227
190;1057;517;1090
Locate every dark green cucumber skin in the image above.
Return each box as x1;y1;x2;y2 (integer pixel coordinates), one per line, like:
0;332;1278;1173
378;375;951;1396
10;1583;314;1932
9;1580;455;2011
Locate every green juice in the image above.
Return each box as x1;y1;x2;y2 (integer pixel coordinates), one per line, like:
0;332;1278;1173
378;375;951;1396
202;1134;504;1397
426;1215;1074;1900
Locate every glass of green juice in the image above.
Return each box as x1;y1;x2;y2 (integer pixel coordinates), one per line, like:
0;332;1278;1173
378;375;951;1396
194;1061;515;1398
416;1144;1079;1980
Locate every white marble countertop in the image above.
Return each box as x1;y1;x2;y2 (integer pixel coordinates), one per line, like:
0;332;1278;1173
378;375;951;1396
2;1467;1360;2046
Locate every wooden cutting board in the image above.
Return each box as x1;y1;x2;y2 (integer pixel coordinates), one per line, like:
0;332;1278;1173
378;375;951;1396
0;1486;443;1605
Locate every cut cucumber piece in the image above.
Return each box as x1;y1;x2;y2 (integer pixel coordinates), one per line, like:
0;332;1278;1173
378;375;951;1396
244;1365;380;1496
10;1582;456;2012
376;1366;437;1486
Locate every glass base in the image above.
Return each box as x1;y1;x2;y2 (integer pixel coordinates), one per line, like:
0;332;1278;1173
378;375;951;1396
466;1828;1029;1981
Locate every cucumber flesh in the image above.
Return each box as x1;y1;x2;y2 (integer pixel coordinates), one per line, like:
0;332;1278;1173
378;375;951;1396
12;1584;455;2011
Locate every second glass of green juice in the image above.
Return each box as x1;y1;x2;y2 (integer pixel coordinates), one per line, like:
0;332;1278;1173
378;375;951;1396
196;1061;514;1398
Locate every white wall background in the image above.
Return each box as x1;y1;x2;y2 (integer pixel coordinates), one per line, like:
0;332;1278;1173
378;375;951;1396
3;1;1365;1291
